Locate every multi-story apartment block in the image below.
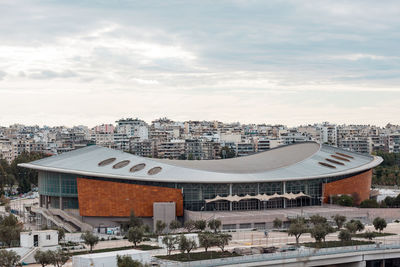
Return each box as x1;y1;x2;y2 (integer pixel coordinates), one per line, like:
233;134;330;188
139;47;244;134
157;140;185;159
387;134;400;153
338;136;372;154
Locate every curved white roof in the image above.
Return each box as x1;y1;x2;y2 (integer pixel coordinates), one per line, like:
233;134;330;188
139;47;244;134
18;142;382;183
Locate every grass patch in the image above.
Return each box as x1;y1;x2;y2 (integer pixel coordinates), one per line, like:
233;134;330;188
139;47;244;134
69;244;161;255
156;251;240;262
352;232;396;238
302;240;374;248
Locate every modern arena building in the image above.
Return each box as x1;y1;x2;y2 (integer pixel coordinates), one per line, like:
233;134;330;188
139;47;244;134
19;142;382;231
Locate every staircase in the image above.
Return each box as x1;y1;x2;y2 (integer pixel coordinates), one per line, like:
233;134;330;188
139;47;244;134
19;247;39;265
31;207;77;233
49;208;93;232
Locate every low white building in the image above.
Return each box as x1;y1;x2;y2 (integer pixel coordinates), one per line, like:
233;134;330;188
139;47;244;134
72;249;151;267
20;230;58;248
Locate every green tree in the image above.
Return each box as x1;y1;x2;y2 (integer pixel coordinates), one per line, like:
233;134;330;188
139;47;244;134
117;255;146;267
350;220;364;232
338;229;351;242
49;249;69;267
310;223;333;244
310;214;327;225
360;199;379;208
0;249;21;267
127;227;144;248
57;228;65;242
183;220;196;233
10;152;48;193
0;214;23;247
155;220;167;236
215;233;232;252
198;232;216;252
169;220;181;233
273;218;282;229
288;217;307;246
338;195;354;207
332;214;346;229
162;235;177;256
194;220;207;232
34;250;52;267
373;217;387;233
129;210;143;228
178;235;197;260
81;231;99;252
345;222;358;234
207;219;221;233
364;230;375;240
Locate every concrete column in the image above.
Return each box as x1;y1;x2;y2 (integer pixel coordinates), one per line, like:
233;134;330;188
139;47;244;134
283;181;286;208
59;196;63;210
229;183;233;211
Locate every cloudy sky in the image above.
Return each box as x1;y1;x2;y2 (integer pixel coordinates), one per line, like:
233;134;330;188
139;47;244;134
0;0;399;127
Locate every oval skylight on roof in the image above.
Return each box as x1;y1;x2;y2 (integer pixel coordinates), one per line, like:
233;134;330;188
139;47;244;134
148;167;162;175
336;152;354;159
130;163;146;173
113;160;130;169
331;155;350;162
318;162;336;168
98;158;116;167
326;158;345;165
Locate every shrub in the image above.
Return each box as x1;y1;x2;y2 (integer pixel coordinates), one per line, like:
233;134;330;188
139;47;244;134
338;195;354;207
360;199;379;208
338;230;351;242
373;217;387;233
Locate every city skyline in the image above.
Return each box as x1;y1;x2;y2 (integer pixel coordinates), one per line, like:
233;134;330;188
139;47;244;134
1;1;400;126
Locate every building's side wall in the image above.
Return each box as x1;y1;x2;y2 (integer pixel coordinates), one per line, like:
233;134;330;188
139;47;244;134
323;169;372;205
77;178;183;217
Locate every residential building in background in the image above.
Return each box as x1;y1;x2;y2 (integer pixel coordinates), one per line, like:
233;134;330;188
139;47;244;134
1;118;400;164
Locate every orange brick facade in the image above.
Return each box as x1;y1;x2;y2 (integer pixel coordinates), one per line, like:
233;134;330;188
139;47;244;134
322;169;372;205
77;178;183;217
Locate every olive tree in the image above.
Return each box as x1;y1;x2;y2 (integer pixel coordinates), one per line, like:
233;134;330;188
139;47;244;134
162;235;178;256
198;232;216;252
338;229;351;242
34;250;52;267
273;218;282;229
184;220;196;233
207;219;221;233
127;226;145;248
215;233;232;252
81;231;99;252
194;220;207;232
178;235;197;260
332;214;346;229
169;220;181;233
0;249;21;267
373;217;387;233
288;217;307;246
155;220;166;235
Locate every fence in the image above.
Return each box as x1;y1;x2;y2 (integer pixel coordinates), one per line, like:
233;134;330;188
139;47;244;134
158;239;400;267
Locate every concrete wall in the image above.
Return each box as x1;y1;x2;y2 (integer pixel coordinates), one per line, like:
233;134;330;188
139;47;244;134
153;202;176;232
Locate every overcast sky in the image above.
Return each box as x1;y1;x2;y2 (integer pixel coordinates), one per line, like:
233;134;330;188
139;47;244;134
0;0;399;127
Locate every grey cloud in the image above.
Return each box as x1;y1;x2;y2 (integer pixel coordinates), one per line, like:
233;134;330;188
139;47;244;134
0;71;6;80
28;70;78;80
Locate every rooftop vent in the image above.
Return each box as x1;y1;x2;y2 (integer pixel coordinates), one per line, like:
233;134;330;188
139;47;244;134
113;160;130;169
336;152;354;159
326;158;345;165
331;155;350;162
148;167;162;175
130;163;146;173
319;162;336;168
98;158;116;167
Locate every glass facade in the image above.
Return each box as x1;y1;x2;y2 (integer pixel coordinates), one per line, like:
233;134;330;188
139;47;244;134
37;170;368;213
